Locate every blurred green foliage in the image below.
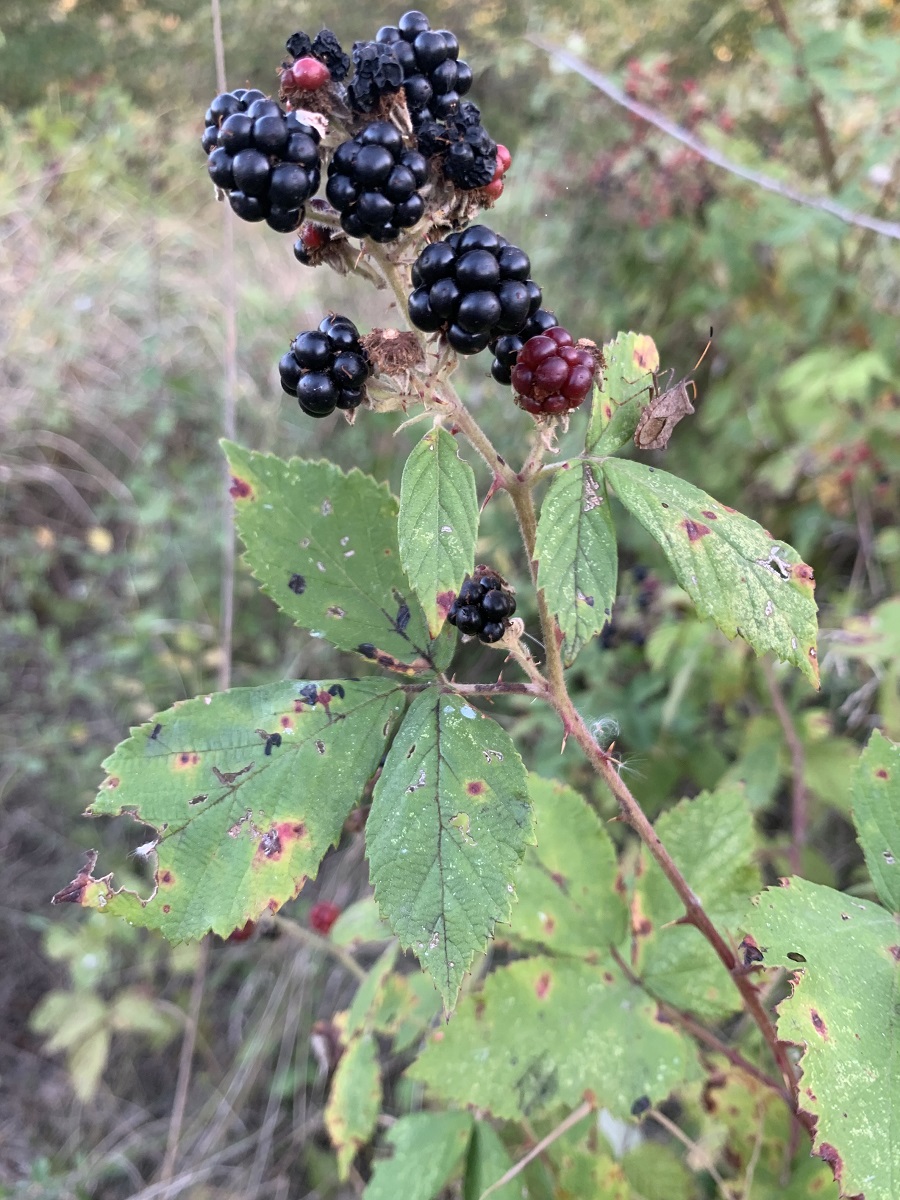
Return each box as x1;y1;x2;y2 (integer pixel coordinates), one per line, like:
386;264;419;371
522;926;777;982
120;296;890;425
1;0;898;1194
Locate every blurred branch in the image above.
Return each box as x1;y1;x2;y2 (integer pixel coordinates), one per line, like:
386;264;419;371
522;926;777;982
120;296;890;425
529;36;900;243
761;659;807;876
764;0;840;193
479;1100;593;1200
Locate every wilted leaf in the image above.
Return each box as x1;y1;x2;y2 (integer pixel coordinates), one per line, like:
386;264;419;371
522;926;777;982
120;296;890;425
326;1031;382;1180
58;681;403;939
852;729;900;911
410;956;699;1120
398;427;479;636
534;463;618;667
368;692;533;1008
603;459;819;686
746;878;900;1200
586;331;659;455
364;1111;473;1200
223;441;454;674
635;786;760;1019
508;775;627;956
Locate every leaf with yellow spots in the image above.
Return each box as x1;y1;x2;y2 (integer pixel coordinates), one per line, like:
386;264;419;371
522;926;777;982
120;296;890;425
586;331;659;455
53;680;403;941
603;458;819;686
367;692;533;1010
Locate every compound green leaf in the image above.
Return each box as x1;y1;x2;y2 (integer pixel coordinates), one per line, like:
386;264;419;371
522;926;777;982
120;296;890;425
746;878;900;1200
635;786;760;1019
399;427;479;637
367;691;533;1010
57;681;403;940
325;1031;382;1180
410;956;699;1120
224;441;454;675
508;775;627;956
535;462;618;667
364;1111;473;1200
586;331;659;455
852;730;900;911
603;458;819;686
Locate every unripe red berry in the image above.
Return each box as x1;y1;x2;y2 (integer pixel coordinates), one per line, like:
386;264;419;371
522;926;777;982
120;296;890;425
495;144;512;176
512;326;596;417
291;57;331;91
309;900;342;935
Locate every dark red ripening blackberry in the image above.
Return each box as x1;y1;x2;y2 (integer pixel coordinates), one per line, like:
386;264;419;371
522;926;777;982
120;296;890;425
326;122;428;242
202;91;321;232
511;327;596;416
489;308;559;385
280;314;372;418
408;225;542;354
446;571;517;644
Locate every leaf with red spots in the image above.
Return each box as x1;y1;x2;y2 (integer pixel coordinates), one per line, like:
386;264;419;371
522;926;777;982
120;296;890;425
586;331;659;455
398;427;479;637
534;462;618;666
634;785;760;1019
54;681;403;940
746;877;900;1200
325;1030;381;1180
367;692;534;1010
506;775;627;955
602;459;819;686
223;442;454;675
409;956;699;1120
852;730;900;911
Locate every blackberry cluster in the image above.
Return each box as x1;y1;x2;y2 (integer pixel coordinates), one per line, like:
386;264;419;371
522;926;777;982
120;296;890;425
489;309;559;385
511;327;596;417
284;28;350;81
326;122;427;242
447;572;517;644
202;90;321;232
375;12;473;123
407;225;542;354
279;315;371;418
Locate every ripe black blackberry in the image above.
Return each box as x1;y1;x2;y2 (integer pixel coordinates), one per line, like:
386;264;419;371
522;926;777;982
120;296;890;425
326;122;428;243
489;308;559;385
407;225;542;354
374;13;473;126
279;315;372;418
446;571;517;644
202;91;321;232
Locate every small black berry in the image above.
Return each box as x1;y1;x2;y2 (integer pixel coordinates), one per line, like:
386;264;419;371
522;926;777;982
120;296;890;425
280;315;372;420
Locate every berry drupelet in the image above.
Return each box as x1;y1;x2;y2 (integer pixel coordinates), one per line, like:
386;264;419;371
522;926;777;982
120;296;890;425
408;224;542;354
447;571;517;644
202;90;321;232
489;308;559;385
511;327;596;416
279;315;372;418
326;121;428;242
